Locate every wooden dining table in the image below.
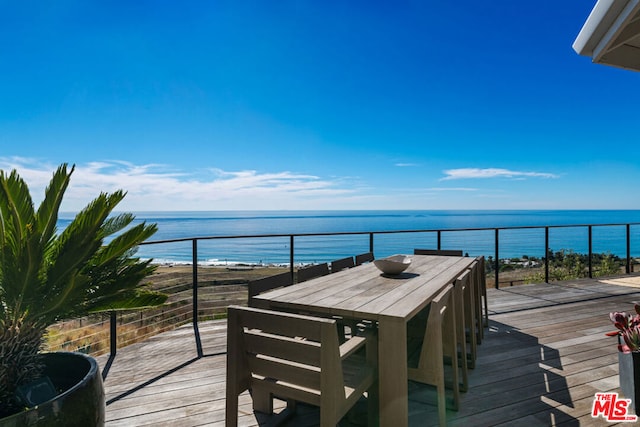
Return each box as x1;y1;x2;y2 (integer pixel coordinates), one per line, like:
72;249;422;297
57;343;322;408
252;254;478;427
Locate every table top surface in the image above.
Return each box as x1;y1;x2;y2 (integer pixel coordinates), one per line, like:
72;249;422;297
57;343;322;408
254;254;476;322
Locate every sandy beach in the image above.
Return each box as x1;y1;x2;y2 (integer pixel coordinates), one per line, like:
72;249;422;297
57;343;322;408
145;263;289;290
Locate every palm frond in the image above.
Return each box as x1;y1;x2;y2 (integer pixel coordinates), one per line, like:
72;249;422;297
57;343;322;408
44;193;114;293
0;169;41;322
35;164;73;250
89;289;167;313
91;222;157;268
0;169;36;242
101;212;134;238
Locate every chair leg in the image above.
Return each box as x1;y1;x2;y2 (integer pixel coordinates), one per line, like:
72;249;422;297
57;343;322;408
473;266;484;344
225;395;239;427
464;278;477;369
225;309;243;427
480;258;490;328
336;318;359;342
435;344;447;427
251;386;273;414
365;326;379;427
453;283;468;392
444;307;460;411
367;381;379;427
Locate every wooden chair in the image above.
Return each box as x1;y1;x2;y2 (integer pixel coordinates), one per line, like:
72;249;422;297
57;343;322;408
465;262;479;368
407;284;459;427
297;263;330;283
468;260;484;344
413;249;487;349
298;262;357;341
477;256;489;328
355;252;374;265
330;256;355;273
414;248;464;256
225;305;378;427
247;272;293;308
454;270;470;391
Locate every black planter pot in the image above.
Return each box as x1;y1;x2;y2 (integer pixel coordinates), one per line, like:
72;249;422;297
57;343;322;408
0;352;105;427
619;351;640;415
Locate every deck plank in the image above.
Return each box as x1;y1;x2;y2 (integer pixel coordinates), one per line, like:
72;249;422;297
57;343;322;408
96;276;640;426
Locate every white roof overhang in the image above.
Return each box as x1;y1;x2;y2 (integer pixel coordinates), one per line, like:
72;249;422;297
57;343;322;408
573;0;640;71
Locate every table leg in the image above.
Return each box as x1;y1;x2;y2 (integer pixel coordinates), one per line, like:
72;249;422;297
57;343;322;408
378;316;408;427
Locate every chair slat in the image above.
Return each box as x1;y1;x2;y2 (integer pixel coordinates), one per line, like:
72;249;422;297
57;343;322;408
253;377;322;407
297;263;330;282
249;354;321;391
244;330;322;366
236;307;331;341
355;252;374;265
330;256;355;273
248;272;293;300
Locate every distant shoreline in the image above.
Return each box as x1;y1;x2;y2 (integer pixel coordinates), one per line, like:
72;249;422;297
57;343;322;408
102;209;640;265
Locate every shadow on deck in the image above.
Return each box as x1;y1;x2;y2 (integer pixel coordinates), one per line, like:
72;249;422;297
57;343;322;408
97;275;640;426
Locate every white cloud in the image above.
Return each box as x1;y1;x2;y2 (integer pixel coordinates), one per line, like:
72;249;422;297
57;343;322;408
395;163;419;167
0;158;355;211
0;159;574;211
441;168;558;180
0;157;60;188
426;187;477;192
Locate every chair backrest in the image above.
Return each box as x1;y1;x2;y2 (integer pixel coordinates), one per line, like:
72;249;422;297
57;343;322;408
454;272;470;341
297;262;330;282
355;252;374;265
477;256;487;290
453;269;470;392
468;259;484;343
414;248;463;256
226;305;349;421
407;282;460;426
455;269;471;317
415;283;455;373
247;272;293;304
330;256;355;273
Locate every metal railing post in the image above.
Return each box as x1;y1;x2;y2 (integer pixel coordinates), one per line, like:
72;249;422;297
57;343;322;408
627;224;631;274
588;225;593;279
545;227;549;283
109;311;117;357
101;310;119;380
369;233;374;254
437;230;442;250
495;229;499;289
290;235;295;280
192;239;203;358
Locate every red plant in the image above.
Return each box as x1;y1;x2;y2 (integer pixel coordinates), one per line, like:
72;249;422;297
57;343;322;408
607;304;640;353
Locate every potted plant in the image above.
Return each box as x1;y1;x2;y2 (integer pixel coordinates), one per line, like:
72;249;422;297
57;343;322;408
608;304;640;414
0;164;167;426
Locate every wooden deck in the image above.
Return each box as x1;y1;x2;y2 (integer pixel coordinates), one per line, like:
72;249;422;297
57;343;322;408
96;275;640;426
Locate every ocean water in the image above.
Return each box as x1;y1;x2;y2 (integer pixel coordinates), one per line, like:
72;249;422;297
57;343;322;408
58;210;640;265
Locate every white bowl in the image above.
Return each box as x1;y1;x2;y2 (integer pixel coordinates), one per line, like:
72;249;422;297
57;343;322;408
374;255;411;275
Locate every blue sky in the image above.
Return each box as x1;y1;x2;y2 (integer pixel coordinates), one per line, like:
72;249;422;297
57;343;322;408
1;1;637;211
